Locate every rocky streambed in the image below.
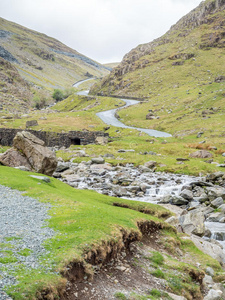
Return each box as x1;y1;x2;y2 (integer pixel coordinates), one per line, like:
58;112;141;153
54;157;225;263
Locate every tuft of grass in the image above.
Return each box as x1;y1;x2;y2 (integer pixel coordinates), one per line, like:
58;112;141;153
5;236;22;242
114;292;127;300
17;249;33;257
148;251;164;266
0;250;17;264
148;289;172;299
151;268;165;279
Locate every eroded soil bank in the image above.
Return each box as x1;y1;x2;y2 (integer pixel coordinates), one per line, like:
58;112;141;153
38;220;213;300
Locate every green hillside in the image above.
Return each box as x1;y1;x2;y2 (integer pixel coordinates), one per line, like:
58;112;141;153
0;17;109;112
91;0;225;139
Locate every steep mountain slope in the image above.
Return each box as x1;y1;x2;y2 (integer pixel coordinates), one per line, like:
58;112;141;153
0;18;109;89
91;0;225;99
0;57;32;113
0;17;109;112
90;0;225;139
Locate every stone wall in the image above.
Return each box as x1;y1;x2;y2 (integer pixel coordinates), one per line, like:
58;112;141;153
0;128;109;148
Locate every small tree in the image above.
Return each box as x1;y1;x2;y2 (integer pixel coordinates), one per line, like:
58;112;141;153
53;89;64;102
32;95;48;109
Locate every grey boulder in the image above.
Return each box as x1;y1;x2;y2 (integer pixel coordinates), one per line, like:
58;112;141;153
179;210;205;237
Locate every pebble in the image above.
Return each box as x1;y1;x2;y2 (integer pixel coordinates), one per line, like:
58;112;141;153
0;184;55;299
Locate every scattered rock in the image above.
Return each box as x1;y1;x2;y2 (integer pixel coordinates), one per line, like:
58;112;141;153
14;166;31;172
171;196;189;206
186;235;225;264
144;161;157;169
26;120;38;128
206;212;224;222
206;186;225;200
179;209;205;237
205;267;214;277
29;175;51;183
218;204;225;213
55;162;70;173
118;149;135;153
203;274;214;286
165;216;179;227
206;172;224;182
204;289;223;300
91;157;105;164
180;189;193;201
176;158;190;161
168;293;186;300
215;75;225;83
189;150;213;159
210;197;224;208
95;136;108;145
197;131;204;138
218;164;225;168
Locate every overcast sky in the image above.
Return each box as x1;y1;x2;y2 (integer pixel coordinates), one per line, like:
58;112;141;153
1;0;203;64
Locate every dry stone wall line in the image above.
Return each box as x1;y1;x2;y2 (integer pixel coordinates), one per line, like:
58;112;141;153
0;128;109;148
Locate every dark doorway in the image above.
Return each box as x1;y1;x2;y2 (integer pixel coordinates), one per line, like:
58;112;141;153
70;138;81;145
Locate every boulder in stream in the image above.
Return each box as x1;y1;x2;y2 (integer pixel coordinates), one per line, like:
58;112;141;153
211;197;224;208
206;186;225;200
180;189;193;201
179;209;205;237
171;196;189;206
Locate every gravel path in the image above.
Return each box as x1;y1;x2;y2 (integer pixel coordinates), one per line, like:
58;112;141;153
0;184;55;299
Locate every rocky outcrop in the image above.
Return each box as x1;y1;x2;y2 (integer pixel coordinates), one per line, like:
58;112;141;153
90;0;225;97
0;131;57;176
0;45;18;63
0;57;32;113
189;150;213;159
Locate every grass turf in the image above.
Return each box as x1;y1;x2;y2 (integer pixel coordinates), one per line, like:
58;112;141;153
0;165;170;299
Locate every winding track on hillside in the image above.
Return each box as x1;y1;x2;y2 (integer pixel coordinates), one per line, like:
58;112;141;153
75;79;172;138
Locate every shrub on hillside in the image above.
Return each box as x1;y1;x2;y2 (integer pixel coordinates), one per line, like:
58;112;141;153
53;89;64;102
32;95;48;109
52;88;75;102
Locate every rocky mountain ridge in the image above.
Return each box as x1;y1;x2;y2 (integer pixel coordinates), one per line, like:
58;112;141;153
91;0;225;97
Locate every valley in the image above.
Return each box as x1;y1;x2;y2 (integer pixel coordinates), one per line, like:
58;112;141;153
0;0;225;299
